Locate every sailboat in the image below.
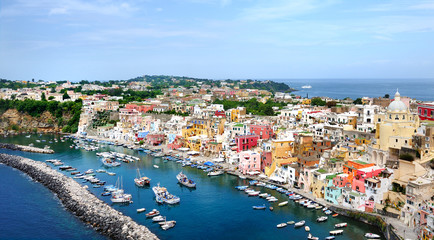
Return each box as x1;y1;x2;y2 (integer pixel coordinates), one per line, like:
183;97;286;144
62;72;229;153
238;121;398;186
111;177;132;203
134;169;151;187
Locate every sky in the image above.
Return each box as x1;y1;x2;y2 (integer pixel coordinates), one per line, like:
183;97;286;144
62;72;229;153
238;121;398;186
1;0;434;81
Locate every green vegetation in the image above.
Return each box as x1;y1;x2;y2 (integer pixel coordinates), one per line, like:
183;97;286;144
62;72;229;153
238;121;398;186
392;182;406;194
0;99;82;133
81;89;162;104
317;169;327;174
213;98;286;116
353;98;363;104
0;79;37;90
311;97;326;106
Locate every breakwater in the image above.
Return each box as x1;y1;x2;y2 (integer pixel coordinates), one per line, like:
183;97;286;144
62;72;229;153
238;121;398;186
0;143;54;154
0;153;158;240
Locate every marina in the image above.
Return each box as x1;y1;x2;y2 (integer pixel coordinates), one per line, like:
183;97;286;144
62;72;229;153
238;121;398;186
0;134;384;240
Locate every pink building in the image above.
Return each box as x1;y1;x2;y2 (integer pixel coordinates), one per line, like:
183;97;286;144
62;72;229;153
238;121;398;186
146;134;165;146
333;174;350;188
238;151;261;175
352;166;385;193
250;125;274;140
126;103;154;113
261;151;272;173
235;135;259;152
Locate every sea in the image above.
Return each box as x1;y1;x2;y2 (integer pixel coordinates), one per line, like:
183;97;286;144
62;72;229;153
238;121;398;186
272;79;434;101
0;135;384;240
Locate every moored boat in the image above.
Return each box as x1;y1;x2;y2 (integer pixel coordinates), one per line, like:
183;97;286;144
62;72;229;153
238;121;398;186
364;233;380;239
287;221;295;225
335;222;347;228
278;201;288;207
316;216;328;222
137;208;146;213
146;209;160;217
153;184;180;204
329;230;343;235
294;220;305;227
176;172;196;188
152;216;165;222
134;169;151;187
277;223;287;228
307;233;319;240
207;170;224;176
305;226;310;232
252;205;266;210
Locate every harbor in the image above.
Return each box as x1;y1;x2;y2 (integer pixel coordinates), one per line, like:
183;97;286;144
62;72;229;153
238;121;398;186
0;134;384;240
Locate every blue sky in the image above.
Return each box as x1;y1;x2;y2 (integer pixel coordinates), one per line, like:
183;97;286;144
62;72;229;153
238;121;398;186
1;0;434;81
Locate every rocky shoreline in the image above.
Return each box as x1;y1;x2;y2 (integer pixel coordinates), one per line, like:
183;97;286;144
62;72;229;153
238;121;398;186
0;153;159;240
0;143;54;154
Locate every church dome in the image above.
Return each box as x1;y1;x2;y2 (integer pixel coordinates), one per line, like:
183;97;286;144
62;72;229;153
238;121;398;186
387;90;407;112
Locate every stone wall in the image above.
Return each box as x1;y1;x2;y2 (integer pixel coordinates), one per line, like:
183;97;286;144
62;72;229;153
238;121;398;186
0;153;159;240
0;143;54;154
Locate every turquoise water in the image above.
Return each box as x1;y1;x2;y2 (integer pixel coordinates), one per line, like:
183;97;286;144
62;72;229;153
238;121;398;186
0;134;384;240
274;78;434;101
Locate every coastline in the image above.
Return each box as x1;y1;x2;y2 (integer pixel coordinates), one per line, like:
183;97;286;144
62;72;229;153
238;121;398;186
0;153;159;240
0;142;54;154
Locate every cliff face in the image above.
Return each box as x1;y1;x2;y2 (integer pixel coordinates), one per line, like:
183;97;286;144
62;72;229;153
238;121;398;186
0;109;62;133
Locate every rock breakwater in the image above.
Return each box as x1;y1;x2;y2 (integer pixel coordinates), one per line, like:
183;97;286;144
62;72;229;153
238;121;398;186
0;143;54;154
0;153;159;240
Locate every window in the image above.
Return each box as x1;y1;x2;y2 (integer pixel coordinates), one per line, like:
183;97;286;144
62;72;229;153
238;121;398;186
403;115;405;120
405;140;408;144
389;114;392;119
396;139;398;143
425;109;428;116
395;115;399;120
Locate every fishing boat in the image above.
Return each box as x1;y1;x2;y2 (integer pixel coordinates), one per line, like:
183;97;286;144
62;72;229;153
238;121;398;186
111;177;132;203
252;205;266;210
207;170;224;176
307;233;319;240
102;158;121;167
335;222;347;228
137;208;146;213
278;201;288;207
134;169;151;187
305;226;310;231
294;220;305;227
145;209;160;217
176;172;196;188
329;230;344;235
364;233;380;239
316;216;328;222
161;220;176;230
152;184;180;205
276;223;287;228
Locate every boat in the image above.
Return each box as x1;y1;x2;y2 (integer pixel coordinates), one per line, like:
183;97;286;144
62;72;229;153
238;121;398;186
107;172;116;176
364;233;380;239
101;192;111;196
101;158;121;167
152;184;180;205
134;169;151;187
302;85;312;89
153;165;159;168
316;216;328;222
278;201;288;207
329;230;344;235
269;207;273;211
324;210;332;215
137;208;146;213
287;221;295;225
305;226;310;231
207;170;224;176
276;223;287;228
325;237;335;240
176;172;196;188
252;205;266;210
248;191;260;196
152;216;165;222
335;222;347;228
111;177;132;203
146;209;160;217
85;169;94;174
239;175;246;179
307;233;319;240
25;135;31;138
332;213;339;217
161;220;176;230
294;220;305;227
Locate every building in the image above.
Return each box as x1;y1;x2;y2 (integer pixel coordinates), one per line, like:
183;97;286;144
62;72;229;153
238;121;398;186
235;135;259;152
418;103;434;121
250;124;274;140
238;151;261;175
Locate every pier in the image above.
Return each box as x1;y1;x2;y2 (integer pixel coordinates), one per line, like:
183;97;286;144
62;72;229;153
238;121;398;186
0;143;54;154
0;153;159;240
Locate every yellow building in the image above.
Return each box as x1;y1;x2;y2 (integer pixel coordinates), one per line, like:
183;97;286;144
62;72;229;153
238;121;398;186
230;107;246;123
371;90;419;166
182;119;213;151
265;139;297;176
302;99;311;105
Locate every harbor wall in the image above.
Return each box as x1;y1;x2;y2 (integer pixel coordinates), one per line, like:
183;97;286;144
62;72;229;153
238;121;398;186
0;143;54;154
0;153;159;240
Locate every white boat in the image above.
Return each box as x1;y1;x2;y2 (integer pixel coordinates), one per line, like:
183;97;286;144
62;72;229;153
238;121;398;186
153;184;180;204
294;220;305;227
364;233;380;239
161;220;176;230
259;193;270;198
307;233;319;240
137;208;146;213
268;198;278;202
153;165;159;168
135;169;151;187
239;175;246;179
305;226;310;232
278;201;288;207
111;177;132;203
25;135;31;138
335;222;347;228
207;170;224;176
301;85;312;89
317;216;328;222
145;209;160;217
248;191;260;196
152;216;165;222
276;223;287;228
107;172;116;176
330;230;344;235
176;172;196;188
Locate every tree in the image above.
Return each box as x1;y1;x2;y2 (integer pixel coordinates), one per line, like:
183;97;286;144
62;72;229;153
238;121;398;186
384;94;390;99
62;92;70;100
326;101;337;108
41;92;46;101
48;96;55;100
311;97;326;106
263;105;275;116
353;98;363;104
51;87;56;93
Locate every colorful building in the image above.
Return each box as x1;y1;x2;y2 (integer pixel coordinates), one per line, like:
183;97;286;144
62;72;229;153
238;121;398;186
418;103;434;121
250;124;274;140
235;135;259;152
238;151;261;175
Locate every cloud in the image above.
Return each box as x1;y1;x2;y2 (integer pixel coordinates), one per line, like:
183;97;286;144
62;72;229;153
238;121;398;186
49;7;68;15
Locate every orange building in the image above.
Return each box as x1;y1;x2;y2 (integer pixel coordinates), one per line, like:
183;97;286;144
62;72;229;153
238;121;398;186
343;160;375;182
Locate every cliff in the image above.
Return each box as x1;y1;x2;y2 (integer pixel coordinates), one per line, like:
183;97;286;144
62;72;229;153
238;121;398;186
0;109;63;134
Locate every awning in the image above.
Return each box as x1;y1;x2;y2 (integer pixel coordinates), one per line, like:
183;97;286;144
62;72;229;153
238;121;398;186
204;161;215;166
